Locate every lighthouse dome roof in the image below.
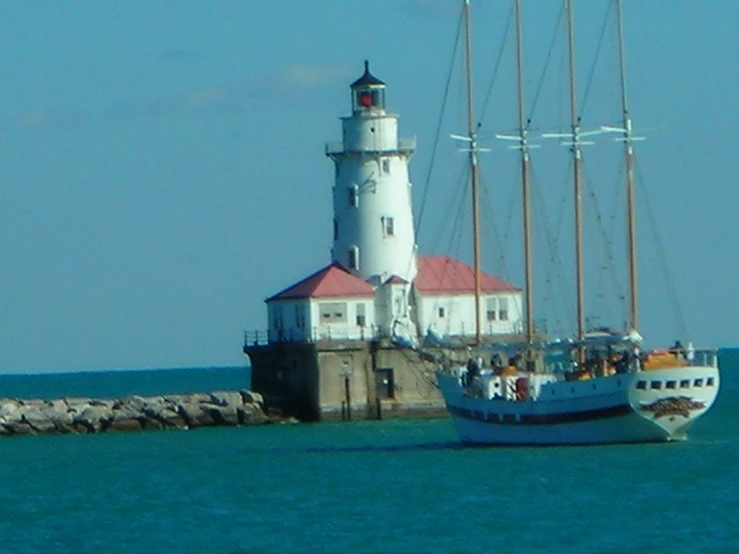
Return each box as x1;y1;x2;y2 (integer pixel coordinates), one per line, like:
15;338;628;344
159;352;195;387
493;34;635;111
350;60;385;88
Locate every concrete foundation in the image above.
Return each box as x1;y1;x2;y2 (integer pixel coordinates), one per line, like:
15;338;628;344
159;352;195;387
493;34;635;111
245;338;462;422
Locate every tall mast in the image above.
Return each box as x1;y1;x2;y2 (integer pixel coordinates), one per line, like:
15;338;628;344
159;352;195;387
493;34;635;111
514;0;534;344
566;0;585;341
463;0;483;344
617;0;638;332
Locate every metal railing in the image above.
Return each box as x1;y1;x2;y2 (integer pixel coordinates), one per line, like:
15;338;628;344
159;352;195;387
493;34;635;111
244;326;388;347
324;136;416;156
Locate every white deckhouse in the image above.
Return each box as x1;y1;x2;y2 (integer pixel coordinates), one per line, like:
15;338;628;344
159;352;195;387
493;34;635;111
263;62;523;344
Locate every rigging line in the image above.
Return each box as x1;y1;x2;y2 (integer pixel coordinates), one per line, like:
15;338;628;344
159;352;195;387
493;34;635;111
528;1;565;126
429;163;470;257
601;161;628;309
478;4;515;127
633;156;689;340
529;162;576;334
416;6;464;238
478;170;512;284
581;159;627;324
579;0;614;118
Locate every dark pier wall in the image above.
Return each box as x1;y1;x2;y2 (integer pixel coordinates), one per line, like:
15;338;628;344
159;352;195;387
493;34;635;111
245;339;458;422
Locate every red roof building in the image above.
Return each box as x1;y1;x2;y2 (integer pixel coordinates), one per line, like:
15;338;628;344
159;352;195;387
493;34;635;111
415;255;519;295
267;263;374;301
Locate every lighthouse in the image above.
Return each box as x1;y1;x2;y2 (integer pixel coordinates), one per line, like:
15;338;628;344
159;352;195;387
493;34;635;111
245;61;524;423
326;61;418;287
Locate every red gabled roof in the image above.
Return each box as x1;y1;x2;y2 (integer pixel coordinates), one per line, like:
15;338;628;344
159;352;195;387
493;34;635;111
266;263;375;301
414;255;519;294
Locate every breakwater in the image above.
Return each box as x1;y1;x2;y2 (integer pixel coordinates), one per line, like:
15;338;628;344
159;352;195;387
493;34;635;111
0;390;284;436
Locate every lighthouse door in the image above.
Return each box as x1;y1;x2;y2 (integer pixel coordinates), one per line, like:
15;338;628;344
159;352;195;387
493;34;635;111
375;367;395;399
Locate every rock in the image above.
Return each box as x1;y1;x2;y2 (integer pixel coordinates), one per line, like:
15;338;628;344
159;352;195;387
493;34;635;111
176;401;214;428
74;405;113;433
107;418;143;432
206;404;239;426
20;406;57;434
210;391;243;408
0;400;21;422
0;389;273;437
237;403;268;425
3;421;33;436
239;390;263;406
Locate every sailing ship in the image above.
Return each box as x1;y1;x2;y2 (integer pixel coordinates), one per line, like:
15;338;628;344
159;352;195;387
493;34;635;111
436;0;720;445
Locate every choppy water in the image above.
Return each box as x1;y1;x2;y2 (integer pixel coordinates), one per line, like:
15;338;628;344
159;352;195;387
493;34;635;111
0;353;737;553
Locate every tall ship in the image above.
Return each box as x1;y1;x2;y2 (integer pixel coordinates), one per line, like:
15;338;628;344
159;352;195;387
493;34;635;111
437;0;720;445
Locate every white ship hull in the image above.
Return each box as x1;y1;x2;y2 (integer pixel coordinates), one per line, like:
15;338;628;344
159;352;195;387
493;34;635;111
439;364;719;445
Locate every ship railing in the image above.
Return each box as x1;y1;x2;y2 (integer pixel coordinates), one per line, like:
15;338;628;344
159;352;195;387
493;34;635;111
683;347;719;368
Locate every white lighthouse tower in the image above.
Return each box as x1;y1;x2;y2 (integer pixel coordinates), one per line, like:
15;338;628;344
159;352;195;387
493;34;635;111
326;61;418;288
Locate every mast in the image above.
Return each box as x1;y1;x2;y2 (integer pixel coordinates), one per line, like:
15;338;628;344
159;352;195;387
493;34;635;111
514;0;534;344
463;0;483;344
616;0;638;332
566;0;585;341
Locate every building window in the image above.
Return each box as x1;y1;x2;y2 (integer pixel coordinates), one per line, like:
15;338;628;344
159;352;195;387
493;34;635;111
382;216;394;237
333;218;339;241
486;298;497;321
319;302;347;324
382;158;391;174
294;305;304;329
498;298;509;321
356;303;366;327
348;245;360;270
348;185;358;207
438;307;446;318
273;305;283;332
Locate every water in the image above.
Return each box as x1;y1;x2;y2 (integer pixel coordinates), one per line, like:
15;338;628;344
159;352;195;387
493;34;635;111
0;353;737;553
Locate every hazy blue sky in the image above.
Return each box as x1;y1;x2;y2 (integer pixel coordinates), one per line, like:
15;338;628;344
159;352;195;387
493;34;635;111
1;0;737;374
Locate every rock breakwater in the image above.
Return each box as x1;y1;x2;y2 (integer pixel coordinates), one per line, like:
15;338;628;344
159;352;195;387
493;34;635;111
0;390;286;436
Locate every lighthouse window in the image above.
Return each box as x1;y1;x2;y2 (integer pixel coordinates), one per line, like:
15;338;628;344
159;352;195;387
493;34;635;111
333;218;339;240
498;298;509;321
348;246;360;270
383;216;395;237
355;89;384;109
382;158;391;174
348;186;358;208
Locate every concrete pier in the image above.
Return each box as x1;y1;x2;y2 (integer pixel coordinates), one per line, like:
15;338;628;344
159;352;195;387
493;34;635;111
245;337;471;422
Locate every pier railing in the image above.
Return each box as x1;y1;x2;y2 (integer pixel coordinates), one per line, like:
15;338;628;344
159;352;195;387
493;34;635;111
244;326;386;347
243;321;548;348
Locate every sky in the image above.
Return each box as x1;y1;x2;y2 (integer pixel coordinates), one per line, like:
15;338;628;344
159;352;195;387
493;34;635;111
1;0;737;374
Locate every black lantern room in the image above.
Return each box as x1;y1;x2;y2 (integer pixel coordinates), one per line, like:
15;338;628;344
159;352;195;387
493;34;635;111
350;60;386;113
